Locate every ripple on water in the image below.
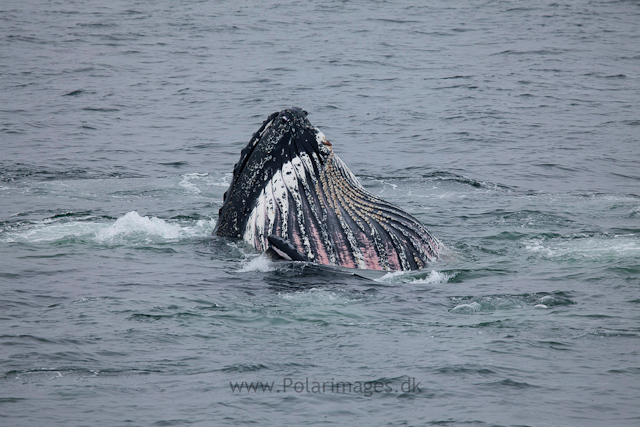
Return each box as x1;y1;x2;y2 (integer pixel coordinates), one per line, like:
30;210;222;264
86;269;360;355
524;234;640;262
449;292;575;314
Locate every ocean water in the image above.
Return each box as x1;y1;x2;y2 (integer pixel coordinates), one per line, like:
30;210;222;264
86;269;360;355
1;0;640;426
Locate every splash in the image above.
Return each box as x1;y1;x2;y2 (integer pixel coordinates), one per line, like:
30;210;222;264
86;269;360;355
96;211;183;244
95;211;215;245
1;211;215;246
238;254;276;272
376;269;452;285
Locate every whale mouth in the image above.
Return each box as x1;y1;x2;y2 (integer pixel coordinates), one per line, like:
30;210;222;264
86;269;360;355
215;107;442;271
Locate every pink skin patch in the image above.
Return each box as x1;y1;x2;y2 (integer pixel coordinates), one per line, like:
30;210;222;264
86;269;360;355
290;220;304;256
352;228;382;271
333;241;357;269
305;216;330;265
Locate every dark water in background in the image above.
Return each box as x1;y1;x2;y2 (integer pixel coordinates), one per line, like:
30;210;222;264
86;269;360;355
1;0;640;425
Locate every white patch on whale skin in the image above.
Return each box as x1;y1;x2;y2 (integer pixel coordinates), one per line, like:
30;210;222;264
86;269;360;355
242;209;256;248
271;169;289;239
290;155;316;260
281;159;312;257
315;128;327;145
243;160;310;253
265;176;277;239
243;185;276;251
243;189;262;249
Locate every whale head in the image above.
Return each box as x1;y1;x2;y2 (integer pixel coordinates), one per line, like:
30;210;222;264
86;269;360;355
215;107;442;271
214;107;335;238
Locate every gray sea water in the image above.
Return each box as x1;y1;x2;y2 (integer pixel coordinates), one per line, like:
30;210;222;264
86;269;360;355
1;1;640;426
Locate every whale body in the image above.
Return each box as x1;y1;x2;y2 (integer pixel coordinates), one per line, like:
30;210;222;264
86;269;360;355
214;107;442;271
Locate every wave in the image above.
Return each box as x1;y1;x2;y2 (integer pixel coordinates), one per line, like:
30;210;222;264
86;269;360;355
450;292;575;314
178;172;231;194
238;254;277;272
360;171;510;191
279;288;368;306
524;234;640;262
95;211;214;245
376;269;453;284
1;211;215;246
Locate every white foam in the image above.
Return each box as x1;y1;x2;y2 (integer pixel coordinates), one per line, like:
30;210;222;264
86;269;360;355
450;302;482;314
95;211;183;243
1;211;215;246
3;221;105;243
179;173;206;194
524;240;555;257
376;269;452;285
178;172;232;194
525;235;640;261
279;288;356;306
238;254;276;272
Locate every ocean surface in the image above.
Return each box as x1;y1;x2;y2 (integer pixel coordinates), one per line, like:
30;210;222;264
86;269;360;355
1;1;640;425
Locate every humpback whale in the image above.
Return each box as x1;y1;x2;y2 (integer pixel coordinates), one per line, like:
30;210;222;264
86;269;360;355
214;107;443;271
